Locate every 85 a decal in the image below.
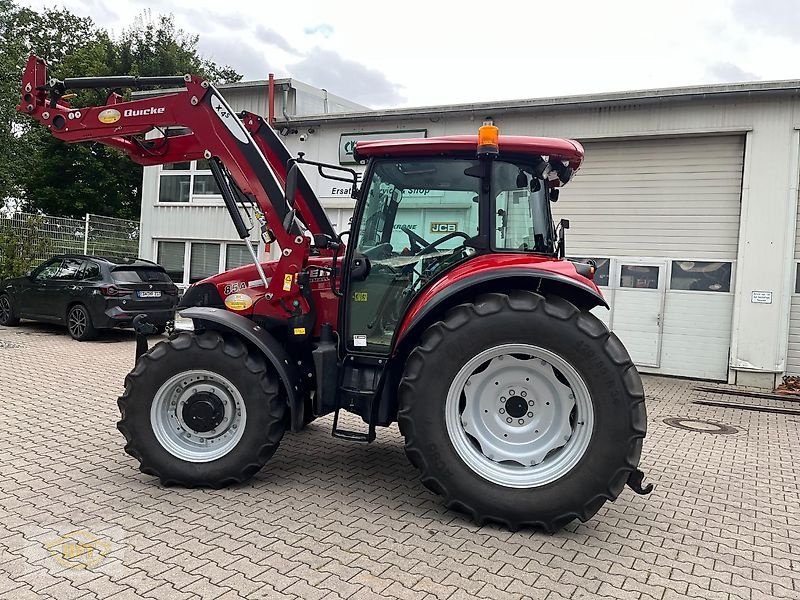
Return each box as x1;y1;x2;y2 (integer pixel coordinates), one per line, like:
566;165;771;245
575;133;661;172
223;281;247;295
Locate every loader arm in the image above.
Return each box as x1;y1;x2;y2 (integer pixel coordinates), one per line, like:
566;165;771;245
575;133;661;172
17;54;317;306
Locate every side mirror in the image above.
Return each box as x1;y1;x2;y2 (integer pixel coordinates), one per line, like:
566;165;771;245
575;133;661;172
549;188;560;202
350;253;371;281
285;162;298;207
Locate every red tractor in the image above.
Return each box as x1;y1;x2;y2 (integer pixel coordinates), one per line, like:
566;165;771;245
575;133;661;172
18;55;651;531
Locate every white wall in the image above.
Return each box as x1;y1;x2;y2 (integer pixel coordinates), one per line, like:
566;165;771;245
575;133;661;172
281;95;800;386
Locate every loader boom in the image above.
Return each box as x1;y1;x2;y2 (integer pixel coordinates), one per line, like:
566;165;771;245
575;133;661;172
17;54;325;306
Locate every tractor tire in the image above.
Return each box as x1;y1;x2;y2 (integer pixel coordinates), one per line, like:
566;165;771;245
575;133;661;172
398;291;646;532
118;331;285;487
67;304;97;341
0;294;20;327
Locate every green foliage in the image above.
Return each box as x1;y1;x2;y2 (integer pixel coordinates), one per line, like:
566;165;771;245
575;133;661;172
0;2;241;219
0;215;52;279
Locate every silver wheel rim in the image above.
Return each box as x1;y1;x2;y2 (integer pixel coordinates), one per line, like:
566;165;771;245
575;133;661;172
445;343;594;488
150;369;247;462
69;307;87;338
0;297;10;324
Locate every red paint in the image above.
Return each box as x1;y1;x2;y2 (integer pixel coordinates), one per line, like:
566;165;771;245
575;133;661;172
395;253;603;343
202;254;343;336
268;73;275;125
355;135;585;169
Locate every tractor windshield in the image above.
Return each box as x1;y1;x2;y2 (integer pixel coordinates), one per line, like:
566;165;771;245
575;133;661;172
347;157;555;350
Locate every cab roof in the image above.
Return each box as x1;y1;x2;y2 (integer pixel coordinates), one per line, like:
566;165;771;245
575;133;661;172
354;135;584;169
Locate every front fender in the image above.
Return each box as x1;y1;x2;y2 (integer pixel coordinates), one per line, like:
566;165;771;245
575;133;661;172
395;267;608;349
180;306;305;432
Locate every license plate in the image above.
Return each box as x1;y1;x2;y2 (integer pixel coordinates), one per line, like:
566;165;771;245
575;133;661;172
137;290;162;298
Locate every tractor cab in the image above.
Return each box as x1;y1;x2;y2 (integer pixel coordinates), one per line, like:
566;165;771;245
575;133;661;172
339;124;585;353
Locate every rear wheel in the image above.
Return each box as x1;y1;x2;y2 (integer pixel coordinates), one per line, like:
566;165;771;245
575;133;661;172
67;304;97;341
398;291;646;531
118;331;285;486
0;295;19;326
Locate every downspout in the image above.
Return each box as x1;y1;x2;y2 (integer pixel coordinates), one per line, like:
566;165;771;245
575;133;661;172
282;83;291;122
267;73;275;125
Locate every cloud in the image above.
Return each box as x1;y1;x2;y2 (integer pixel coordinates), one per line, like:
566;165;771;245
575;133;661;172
254;26;300;55
732;0;800;41
201;36;274;81
70;0;118;26
705;61;760;83
304;23;334;38
289;47;404;107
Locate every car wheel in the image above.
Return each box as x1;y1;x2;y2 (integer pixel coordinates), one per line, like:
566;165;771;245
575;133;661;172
0;295;20;327
67;304;98;341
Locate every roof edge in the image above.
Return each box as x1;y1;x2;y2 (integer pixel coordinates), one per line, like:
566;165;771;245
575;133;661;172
275;79;800;126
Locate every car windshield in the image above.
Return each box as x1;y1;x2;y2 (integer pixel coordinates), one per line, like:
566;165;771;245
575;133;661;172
111;268;171;284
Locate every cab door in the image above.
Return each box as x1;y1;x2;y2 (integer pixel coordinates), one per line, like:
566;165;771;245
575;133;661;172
344;158;481;354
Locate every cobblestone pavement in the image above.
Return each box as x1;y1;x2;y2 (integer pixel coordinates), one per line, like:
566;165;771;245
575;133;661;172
1;322;799;600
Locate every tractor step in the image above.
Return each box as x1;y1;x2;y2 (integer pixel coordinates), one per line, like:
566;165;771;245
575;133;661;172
331;408;376;443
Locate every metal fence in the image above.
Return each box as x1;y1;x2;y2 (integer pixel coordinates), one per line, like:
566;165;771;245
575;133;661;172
0;212;140;266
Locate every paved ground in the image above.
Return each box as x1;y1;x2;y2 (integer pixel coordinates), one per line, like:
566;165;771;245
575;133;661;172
0;322;799;600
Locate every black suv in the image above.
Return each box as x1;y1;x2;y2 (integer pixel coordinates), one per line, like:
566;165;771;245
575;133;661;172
0;254;179;340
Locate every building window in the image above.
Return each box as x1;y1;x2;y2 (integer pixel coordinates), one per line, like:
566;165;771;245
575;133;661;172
670;261;732;292
226;243;257;270
159;160;221;203
158;241;186;283
190;243;221;283
569;257;610;287
620;265;659;289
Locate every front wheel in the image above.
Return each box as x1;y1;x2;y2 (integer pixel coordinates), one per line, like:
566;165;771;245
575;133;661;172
398;291;647;532
117;331;285;486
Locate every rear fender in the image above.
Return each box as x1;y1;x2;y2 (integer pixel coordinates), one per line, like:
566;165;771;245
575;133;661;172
180;307;305;432
394;268;608;352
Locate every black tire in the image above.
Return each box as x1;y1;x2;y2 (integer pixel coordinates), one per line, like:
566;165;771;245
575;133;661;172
398;291;646;532
67;304;97;341
0;294;20;326
117;331;285;487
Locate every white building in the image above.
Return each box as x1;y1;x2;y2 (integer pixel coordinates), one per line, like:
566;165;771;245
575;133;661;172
139;79;800;389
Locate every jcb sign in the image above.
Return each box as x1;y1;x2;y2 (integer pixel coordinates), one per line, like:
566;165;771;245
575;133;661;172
430;222;458;233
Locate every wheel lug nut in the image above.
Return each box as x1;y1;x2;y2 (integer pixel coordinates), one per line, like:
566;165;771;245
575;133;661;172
521;391;527;397
499;408;505;414
527;412;533;418
506;417;512;423
518;419;524;425
500;397;506;402
509;390;516;396
528;400;534;406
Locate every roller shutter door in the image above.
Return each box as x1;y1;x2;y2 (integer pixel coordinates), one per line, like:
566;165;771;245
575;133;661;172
554;135;744;380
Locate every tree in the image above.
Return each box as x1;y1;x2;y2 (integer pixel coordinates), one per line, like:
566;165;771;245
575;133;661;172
1;2;241;219
0;1;100;206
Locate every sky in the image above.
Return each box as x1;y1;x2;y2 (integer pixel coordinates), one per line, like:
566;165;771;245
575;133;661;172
18;0;800;109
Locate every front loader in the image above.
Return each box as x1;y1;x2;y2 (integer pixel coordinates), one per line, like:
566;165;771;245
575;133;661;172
18;55;651;531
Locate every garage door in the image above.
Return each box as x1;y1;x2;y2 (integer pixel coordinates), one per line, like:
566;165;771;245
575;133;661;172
785;201;800;374
555;135;744;380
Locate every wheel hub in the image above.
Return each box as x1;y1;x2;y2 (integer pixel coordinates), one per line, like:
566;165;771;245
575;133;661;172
505;395;528;418
181;392;225;433
150;370;247;463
